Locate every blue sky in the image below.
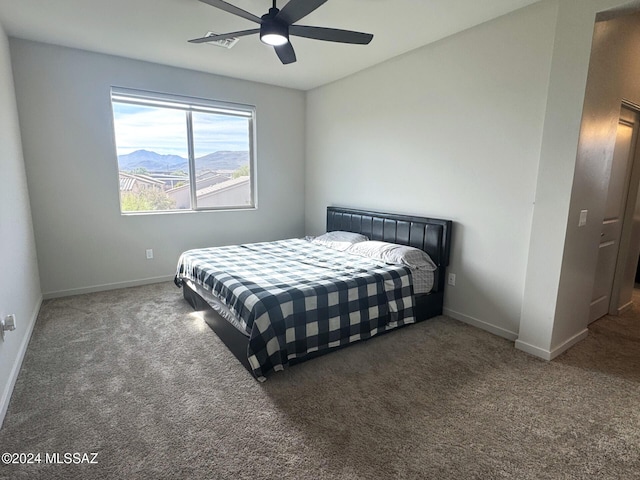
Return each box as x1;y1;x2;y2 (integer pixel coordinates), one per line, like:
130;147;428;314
112;102;250;157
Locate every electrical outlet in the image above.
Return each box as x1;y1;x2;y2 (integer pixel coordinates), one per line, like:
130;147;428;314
448;273;456;286
1;314;16;342
146;249;154;260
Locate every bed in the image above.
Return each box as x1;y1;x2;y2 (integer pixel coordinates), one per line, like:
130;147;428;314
175;206;453;380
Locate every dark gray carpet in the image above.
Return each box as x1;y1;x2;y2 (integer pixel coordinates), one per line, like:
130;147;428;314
0;282;639;479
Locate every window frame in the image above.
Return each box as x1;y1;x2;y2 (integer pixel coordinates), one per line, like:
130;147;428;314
110;87;257;214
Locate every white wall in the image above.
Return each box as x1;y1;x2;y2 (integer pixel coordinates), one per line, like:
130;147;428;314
0;24;42;427
305;2;558;339
10;40;306;297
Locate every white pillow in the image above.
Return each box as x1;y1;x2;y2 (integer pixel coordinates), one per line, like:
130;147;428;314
311;231;369;251
347;240;437;271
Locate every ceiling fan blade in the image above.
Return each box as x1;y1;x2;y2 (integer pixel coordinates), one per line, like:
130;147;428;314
276;0;328;25
274;42;297;64
189;29;260;43
289;25;373;44
198;0;262;24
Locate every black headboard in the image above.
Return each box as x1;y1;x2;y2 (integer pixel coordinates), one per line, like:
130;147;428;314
326;206;453;292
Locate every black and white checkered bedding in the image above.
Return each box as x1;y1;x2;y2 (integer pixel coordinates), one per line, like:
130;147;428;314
174;238;415;381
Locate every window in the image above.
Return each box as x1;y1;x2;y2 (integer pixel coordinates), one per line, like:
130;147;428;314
110;87;256;213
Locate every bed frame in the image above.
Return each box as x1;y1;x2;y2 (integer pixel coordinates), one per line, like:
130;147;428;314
181;206;453;374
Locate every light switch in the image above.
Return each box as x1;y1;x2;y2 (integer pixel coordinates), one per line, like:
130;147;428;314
579;210;588;227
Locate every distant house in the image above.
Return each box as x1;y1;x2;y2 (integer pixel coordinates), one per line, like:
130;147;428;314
119;172;165;193
146;173;189;189
213;170;236;177
195;171;233;188
167;176;251;209
197;176;251;208
165;172;236;208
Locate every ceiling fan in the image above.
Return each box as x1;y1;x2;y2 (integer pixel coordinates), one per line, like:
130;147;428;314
189;0;374;65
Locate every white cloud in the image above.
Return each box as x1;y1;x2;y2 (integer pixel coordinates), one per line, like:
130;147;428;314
113;103;249;157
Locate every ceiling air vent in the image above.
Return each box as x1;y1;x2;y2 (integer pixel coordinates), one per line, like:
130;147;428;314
203;31;239;49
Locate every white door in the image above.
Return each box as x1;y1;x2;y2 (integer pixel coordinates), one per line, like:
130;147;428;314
590;106;638;323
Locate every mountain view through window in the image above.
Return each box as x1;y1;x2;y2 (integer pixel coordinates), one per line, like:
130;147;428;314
111;90;255;213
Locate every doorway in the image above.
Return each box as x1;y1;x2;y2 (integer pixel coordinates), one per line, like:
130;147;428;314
590;103;640;323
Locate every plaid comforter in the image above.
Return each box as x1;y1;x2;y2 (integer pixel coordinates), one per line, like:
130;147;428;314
175;238;415;380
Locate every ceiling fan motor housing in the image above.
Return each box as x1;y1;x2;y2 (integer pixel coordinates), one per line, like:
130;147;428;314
260;8;289;46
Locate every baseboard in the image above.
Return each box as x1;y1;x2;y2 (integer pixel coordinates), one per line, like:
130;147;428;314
515;328;589;361
0;296;42;429
514;339;552;360
550;328;589;359
42;275;174;299
443;307;519;341
617;301;633;316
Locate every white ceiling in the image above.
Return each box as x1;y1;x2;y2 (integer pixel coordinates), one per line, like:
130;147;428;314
0;0;540;91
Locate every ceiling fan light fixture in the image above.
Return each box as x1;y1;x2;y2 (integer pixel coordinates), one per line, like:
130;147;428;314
260;19;289;46
261;33;288;46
